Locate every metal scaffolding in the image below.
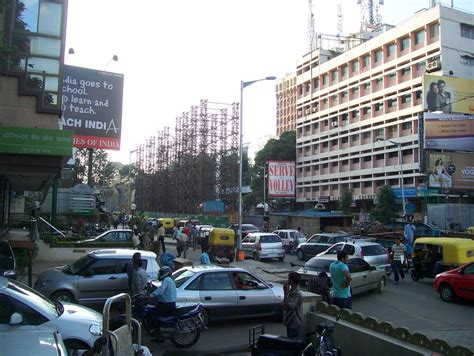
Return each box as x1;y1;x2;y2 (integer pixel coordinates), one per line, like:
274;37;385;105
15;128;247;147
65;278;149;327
135;99;239;214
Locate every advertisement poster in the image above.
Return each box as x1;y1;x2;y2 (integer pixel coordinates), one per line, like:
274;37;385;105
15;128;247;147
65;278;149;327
60;65;124;150
426;152;474;191
268;160;295;197
424;113;474;152
423;74;474;114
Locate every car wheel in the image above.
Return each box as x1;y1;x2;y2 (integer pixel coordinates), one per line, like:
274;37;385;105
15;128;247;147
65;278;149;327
253;252;260;261
376;277;386;294
200;308;210;327
411;269;420;281
297;249;305;261
64;339;90;351
439;283;456;303
51;290;75;303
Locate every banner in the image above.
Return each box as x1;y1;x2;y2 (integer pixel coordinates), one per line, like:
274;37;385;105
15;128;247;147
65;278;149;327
423;74;474;114
424;113;474;152
60;65;124;150
268;160;295;197
426;152;474;191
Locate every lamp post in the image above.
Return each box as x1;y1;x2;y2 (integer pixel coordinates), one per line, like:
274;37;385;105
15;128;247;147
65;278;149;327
255;164;267;213
128;149;138;215
376;138;406;218
238;76;276;251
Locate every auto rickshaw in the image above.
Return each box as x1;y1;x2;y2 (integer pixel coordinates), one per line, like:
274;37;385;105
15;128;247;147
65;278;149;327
203;227;235;262
158;218;175;235
411;237;474;281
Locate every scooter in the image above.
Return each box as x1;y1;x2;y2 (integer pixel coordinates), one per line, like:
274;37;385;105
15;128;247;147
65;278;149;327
249;313;342;356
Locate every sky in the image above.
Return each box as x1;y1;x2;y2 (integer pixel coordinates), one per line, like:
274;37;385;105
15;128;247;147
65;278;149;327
64;0;473;164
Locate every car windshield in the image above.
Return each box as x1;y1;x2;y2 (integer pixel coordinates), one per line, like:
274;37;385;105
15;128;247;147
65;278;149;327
64;255;95;275
361;245;387;256
260;235;281;243
304;258;332;272
172;269;196;288
7;279;62;317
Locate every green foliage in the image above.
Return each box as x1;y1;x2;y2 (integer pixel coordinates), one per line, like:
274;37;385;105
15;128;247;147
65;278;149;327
371;185;400;223
13;246;38;272
339;188;353;215
40;232;133;248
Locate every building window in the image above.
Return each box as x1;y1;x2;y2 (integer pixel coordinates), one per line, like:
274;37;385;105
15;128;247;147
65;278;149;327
386;44;396;57
416;61;425;71
415;30;425;45
342;137;349;144
375;77;383;85
363;106;371;115
461;55;474;66
323;142;329;148
363;156;372;162
376;154;384;160
374;49;383;63
364;181;372;188
374;128;384;137
323;74;329;85
389;72;396;80
352;110;359;118
351;60;359;73
352;158;360;163
388;98;397;108
364;82;371;90
402;121;412;130
332;139;338;146
331;70;338;81
353;182;360;188
460;23;474;39
313;78;320;88
375;103;383;111
401;67;411;76
415;90;422;99
400;37;410;51
403;148;413;156
341;65;348;78
363;55;370;68
351;87;359;94
332;162;338;167
388;151;398;158
401;94;412;103
430;23;439;38
352;134;360;141
363;131;371;139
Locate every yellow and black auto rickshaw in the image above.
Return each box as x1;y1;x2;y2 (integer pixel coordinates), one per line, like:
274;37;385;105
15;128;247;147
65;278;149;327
201;227;235;262
411;237;474;281
158;218;175;235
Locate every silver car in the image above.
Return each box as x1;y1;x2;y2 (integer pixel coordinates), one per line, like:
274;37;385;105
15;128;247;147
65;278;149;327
35;249;159;304
296;255;387;295
273;229;307;253
155;265;284;325
241;232;285;261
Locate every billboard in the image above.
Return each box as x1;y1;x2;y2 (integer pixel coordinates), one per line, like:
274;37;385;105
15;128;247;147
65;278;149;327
60;65;124;150
426;152;474;191
423;74;474;114
268;160;295;197
424;113;474;152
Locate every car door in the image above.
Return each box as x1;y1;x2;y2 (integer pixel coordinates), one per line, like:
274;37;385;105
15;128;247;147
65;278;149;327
100;231;118;243
347;258;375;295
277;231;288;247
241;236;251;256
232;271;277;316
76;258;120;303
305;235;322;256
198;272;237;319
117;231;132;243
116;258;150;294
454;263;474;300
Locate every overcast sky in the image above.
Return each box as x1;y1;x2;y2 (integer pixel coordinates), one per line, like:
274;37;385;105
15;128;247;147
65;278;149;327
64;0;473;164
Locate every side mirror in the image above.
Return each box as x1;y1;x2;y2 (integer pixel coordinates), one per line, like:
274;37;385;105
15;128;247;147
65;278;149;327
10;312;23;325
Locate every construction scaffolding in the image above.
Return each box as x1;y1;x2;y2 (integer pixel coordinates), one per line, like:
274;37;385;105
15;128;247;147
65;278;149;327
135;99;239;214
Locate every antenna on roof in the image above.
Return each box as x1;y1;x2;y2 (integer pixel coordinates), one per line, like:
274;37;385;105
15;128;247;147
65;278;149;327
307;0;318;51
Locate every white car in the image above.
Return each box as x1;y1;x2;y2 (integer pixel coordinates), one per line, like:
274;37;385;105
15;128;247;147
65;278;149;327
273;229;307;252
0;327;68;356
0;276;102;351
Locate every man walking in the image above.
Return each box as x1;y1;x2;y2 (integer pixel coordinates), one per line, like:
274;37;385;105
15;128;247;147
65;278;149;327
391;237;407;284
157;222;166;253
329;252;352;309
283;272;303;340
404;215;416;255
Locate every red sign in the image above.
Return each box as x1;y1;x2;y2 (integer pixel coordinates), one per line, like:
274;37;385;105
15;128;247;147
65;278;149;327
268;160;295;197
73;135;121;150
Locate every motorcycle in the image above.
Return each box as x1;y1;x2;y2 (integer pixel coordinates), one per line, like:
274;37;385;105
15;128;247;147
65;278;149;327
112;294;204;348
249;312;342;356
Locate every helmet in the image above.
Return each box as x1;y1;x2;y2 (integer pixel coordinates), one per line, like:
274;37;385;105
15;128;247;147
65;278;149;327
158;266;172;281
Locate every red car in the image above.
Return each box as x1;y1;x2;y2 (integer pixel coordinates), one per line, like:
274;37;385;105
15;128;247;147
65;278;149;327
434;262;474;302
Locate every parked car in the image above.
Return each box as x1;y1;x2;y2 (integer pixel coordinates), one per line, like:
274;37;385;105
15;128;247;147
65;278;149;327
273;229;307;252
0;327;68;356
0;240;16;280
295;233;352;261
241;232;285;261
317;240;392;274
76;229;133;244
228;223;260;238
434;262;474;302
34;249;159;304
156;265;284;325
0;276;102;351
295;255;387;295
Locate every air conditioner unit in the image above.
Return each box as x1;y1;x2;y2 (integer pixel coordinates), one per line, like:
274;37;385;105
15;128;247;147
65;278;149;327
306;109;311;114
331;122;338;127
426;59;441;73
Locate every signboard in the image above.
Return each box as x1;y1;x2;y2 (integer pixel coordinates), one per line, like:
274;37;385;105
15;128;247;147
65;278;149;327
423;74;474;114
60;65;124;150
426;152;474;191
268;160;295;197
317;196;330;203
0;126;72;156
393;187;418;199
424;113;474;152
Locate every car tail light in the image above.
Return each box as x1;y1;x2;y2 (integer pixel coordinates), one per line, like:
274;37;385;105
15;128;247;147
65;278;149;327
257;243;262;251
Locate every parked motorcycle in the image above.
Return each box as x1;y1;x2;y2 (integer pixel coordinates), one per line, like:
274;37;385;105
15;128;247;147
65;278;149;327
112;294;204;348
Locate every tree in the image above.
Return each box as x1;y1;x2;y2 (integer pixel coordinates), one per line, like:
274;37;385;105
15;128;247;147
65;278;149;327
71;149;113;187
339;188;353;215
371;185;399;223
244;131;296;211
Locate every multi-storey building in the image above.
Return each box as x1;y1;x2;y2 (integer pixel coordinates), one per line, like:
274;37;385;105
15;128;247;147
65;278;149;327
275;73;297;135
295;5;474;208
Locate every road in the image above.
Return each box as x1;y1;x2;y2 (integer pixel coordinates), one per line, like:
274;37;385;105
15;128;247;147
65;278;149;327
143;245;474;353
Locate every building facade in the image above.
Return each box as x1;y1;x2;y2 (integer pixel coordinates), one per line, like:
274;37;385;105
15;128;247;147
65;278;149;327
275;73;297;135
295;5;474;208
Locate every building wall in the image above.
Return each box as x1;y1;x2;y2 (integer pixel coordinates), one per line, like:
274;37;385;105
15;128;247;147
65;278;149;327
275;73;297;135
295;5;474;204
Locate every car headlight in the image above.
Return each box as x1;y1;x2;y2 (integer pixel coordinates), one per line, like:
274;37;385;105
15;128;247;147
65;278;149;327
3;270;16;277
89;323;102;336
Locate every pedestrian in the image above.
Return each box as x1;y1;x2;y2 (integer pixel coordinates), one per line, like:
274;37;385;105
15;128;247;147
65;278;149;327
191;224;198;250
181;230;189;259
307;271;331;303
283;271;303;340
391;237;407;284
132;232;140;249
200;246;211;265
127;252;141;293
174;227;183;258
404;215;416;255
290;227;304;255
157;222;166;253
329;251;352;309
132;257;148;296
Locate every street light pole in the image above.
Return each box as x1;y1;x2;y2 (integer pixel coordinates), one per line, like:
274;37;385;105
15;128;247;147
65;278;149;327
238;76;276;252
128;149;138;215
376;138;405;217
255;164;267;213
